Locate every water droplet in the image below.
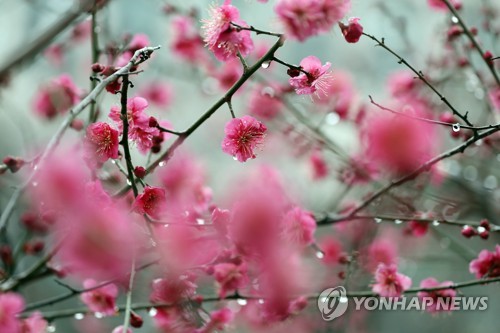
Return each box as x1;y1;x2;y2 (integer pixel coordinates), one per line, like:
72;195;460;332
261;86;275;97
126;179;132;185
94;312;103;319
237;298;248;306
484;175;497;190
111;160;116;164
477;226;486;233
452;123;461;132
374;218;382;224
326;112;340;126
163;224;169;228
432;220;440;226
258;299;265;304
261;61;271;69
148;307;158;317
74;313;84;320
451;16;459;23
394;219;403;225
233;156;238;161
463;165;478;181
158;161;166;167
47;324;56;332
196;218;205;225
315;251;324;259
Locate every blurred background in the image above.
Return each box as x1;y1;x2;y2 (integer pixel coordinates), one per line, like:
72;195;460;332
0;0;499;332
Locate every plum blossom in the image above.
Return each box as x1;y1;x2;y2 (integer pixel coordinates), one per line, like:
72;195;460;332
488;87;500;111
80;279;118;316
289;56;333;97
133;186;167;219
309;149;329;180
212;262;248;298
0;292;24;333
372;263;412;297
222;115;267;162
469;245;500;278
150;276;197;304
109;97;160;154
198;308;234;333
139;81;173;108
33;74;81;119
84;122;120;164
318;237;343;265
281;207;316;247
417;278;457;313
340;17;363;43
171;15;207;64
427;0;462;11
21;312;48;333
248;84;283;120
201;0;254;61
275;0;350;41
364;240;398;272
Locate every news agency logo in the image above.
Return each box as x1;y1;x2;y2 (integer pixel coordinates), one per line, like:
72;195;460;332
317;286;349;321
317;286;488;320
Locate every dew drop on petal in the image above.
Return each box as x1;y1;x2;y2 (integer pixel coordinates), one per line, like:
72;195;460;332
196;218;205;225
233;156;238;161
452;123;461;132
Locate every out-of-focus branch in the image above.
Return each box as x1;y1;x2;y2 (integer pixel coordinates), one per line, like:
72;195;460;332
0;0;96;80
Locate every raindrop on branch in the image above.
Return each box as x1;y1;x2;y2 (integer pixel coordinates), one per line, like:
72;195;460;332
261;61;271;69
452;123;461;132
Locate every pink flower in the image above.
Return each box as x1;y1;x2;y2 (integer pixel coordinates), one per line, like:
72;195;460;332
198;308;234;333
150;276;197;304
213;58;243;90
319;237;342;265
80;279;118;316
128;33;150;53
312;70;355;118
309;149;329;180
405;220;429;237
281;207;316;247
55;204;137;281
139;81;173;108
289;56;333;97
340;17;363;43
275;0;350;41
111;325;132;333
488;87;500;111
201;0;254;61
0;293;24;333
364;240;398;272
221;116;267;162
372;263;412;297
133;186;167;219
387;70;420;97
469;245;500;278
171;15;208;64
248;85;283;120
427;0;462;11
33;74;81;119
84;122;120;163
212;262;248;298
362;102;437;174
21;312;48;333
109;97;160;154
418;278;457;313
